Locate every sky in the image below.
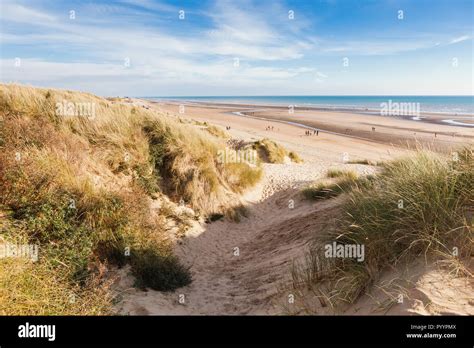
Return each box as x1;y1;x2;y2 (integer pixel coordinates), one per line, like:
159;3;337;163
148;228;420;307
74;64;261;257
0;0;473;96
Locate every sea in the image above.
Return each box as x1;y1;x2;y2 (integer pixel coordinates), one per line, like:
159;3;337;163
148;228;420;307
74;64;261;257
145;96;474;116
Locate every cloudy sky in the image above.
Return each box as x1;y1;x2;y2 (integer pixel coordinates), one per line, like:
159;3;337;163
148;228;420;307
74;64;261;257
1;0;472;96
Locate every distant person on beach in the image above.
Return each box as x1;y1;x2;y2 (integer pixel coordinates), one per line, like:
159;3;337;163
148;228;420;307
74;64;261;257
372;127;375;132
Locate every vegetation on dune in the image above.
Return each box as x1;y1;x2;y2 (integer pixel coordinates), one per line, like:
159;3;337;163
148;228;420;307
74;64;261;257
190;120;230;139
326;169;359;180
302;180;352;201
346;159;378;165
302;170;367;201
294;148;474;307
0;256;112;315
143;118;261;215
0;83;261;314
223;163;263;193
288;151;303;163
253;138;302;164
204;124;229;139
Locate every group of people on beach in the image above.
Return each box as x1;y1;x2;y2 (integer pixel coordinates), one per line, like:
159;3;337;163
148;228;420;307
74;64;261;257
305;129;319;136
266;126;275;131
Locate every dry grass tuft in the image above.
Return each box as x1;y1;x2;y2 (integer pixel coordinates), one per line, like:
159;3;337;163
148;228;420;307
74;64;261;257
253;138;301;164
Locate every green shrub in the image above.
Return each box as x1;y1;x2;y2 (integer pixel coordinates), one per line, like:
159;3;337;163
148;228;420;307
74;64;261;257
131;248;191;291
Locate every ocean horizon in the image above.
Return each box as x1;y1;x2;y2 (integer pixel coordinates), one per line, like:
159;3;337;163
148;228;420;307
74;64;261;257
144;95;474;115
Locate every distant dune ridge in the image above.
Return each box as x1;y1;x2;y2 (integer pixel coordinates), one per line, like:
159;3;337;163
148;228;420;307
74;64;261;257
0;84;472;315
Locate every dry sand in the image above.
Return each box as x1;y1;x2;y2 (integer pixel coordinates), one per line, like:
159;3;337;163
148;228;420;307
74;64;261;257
114;100;473;315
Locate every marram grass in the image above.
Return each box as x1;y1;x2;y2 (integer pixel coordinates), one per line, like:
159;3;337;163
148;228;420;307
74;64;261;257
294;148;473;307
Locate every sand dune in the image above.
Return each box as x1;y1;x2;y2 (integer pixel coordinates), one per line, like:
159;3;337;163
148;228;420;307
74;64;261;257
115;100;473;315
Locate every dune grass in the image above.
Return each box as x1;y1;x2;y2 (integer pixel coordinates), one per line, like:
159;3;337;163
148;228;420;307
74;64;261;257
0;83;262;314
326;169;359;180
294;148;473;307
191;120;229;139
143;118;261;215
253;138;302;164
302;180;349;200
288;151;303;163
253;138;287;163
346;159;378;165
302;171;366;201
205;124;229;139
0;256;113;315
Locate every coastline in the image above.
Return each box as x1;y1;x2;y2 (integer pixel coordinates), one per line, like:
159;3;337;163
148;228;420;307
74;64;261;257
145;98;474;119
145;99;474;128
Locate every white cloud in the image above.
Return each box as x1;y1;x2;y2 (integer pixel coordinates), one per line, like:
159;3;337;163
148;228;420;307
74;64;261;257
0;2;57;24
449;35;470;44
1;58;316;85
321;39;437;55
118;0;178;12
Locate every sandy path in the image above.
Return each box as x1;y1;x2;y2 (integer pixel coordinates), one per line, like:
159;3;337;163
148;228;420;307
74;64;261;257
116;160;375;315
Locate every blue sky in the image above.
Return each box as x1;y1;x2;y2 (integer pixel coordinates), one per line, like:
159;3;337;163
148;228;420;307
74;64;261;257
1;0;472;96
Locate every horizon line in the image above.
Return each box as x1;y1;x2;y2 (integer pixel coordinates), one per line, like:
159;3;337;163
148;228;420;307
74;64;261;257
138;94;474;98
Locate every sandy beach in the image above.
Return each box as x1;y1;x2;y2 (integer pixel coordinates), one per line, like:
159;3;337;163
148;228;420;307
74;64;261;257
136;99;473;162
